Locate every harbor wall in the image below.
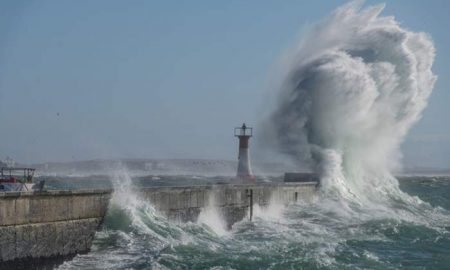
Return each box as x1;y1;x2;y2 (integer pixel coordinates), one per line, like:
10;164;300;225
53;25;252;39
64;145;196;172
0;189;111;263
139;182;317;227
0;182;318;265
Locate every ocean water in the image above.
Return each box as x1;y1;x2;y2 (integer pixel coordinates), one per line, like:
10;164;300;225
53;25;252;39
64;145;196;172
24;3;445;269
27;3;446;268
48;175;450;270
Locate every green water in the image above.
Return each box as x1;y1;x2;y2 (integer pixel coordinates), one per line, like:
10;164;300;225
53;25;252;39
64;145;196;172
49;176;450;270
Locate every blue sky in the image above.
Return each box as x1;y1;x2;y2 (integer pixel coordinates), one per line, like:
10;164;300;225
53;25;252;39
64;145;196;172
0;0;449;168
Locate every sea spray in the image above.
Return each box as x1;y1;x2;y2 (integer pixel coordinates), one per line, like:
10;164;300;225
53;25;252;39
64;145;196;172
262;1;439;216
108;166;162;236
197;190;229;236
56;175;450;269
253;196;285;222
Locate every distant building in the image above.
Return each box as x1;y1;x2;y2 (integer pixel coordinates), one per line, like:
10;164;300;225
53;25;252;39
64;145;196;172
0;157;16;168
5;157;16;168
145;161;163;171
144;162;153;171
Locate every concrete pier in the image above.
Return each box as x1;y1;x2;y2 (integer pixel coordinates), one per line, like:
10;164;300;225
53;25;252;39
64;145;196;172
139;182;317;228
0;189;111;263
0;181;317;265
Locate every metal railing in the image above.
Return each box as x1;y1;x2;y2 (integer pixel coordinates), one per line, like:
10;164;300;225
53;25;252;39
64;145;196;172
234;126;253;137
0;167;35;183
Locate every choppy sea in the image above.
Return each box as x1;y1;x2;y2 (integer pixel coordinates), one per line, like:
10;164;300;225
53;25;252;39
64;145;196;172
34;175;450;269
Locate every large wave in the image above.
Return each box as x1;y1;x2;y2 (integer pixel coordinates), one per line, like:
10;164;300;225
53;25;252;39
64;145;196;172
263;1;438;212
57;173;450;269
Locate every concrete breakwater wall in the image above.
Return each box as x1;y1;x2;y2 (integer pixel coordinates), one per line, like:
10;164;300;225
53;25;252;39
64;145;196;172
139;182;318;228
0;181;317;265
0;189;111;263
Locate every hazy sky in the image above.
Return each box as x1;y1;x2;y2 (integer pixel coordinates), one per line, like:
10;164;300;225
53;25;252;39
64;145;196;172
0;0;449;167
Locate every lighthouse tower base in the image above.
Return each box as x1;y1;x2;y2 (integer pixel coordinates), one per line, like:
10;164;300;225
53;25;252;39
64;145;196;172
237;147;255;181
235;124;255;182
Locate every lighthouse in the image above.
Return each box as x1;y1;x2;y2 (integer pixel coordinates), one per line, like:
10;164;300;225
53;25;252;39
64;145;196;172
235;123;255;181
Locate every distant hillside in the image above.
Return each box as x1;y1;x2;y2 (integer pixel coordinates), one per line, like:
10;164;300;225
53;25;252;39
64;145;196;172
27;158;303;177
14;158;449;177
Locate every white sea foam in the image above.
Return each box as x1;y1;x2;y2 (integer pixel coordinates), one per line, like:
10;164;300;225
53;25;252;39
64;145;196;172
253;196;285;222
197;190;229;236
262;1;445;223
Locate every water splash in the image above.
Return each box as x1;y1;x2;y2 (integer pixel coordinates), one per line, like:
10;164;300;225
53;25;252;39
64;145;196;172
263;1;438;213
197;190;229;236
253;195;286;222
56;174;450;269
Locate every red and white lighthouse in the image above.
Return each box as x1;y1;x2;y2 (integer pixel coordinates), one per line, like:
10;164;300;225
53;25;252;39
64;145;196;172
235;123;255;181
